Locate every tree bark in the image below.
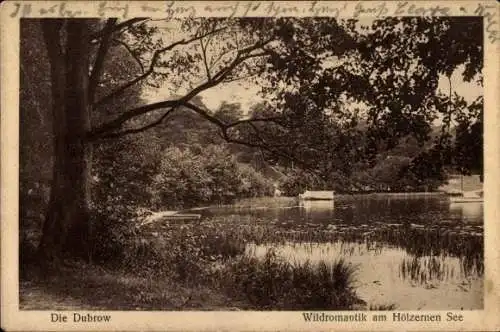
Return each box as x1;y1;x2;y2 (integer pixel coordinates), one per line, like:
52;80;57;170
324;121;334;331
38;20;93;264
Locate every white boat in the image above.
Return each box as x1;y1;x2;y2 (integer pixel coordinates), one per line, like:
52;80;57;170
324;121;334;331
139;210;201;227
298;190;334;200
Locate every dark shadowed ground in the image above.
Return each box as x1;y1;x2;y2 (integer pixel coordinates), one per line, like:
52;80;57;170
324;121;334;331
20;263;246;311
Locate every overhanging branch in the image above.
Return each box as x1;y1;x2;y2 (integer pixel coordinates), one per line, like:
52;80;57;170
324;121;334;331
199;38;211;81
180;101;313;170
94;26;227;108
88;99;178;140
90;37;272;140
211;39;272;82
95;107;177;140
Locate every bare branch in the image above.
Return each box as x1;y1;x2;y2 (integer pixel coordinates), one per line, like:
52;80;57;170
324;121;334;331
91;58;268;140
90;37;272;139
94;26;227;108
223;134;314;171
89;100;178;140
95;107;176;140
233;30;240;50
89;18;117;103
244;121;289;151
180;101;227;128
180;101;311;169
91;77;223;139
94;70;150;109
211;40;272;82
199;38;211;80
208;47;235;72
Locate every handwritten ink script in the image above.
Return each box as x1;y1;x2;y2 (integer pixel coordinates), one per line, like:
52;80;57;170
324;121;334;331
98;2;129;19
6;1;499;43
353;2;450;18
9;2;87;17
140;1;196;19
474;3;499;43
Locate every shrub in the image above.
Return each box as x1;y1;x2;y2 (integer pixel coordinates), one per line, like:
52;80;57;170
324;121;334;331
222;249;362;310
89;134;160;266
152;145;273;208
237;163;275;198
89;203;142;266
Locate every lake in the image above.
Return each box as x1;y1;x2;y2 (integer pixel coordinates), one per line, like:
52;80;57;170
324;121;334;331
192;194;484;310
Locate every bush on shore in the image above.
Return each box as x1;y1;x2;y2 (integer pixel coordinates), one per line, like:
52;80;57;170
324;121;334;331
151;145;274;209
220;249;362;310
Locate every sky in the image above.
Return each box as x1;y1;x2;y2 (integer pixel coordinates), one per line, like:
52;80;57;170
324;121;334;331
199;81;264;111
437;66;482;103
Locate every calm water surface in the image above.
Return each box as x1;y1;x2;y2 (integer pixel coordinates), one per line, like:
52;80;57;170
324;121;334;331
201;194;483;225
194;194;484;309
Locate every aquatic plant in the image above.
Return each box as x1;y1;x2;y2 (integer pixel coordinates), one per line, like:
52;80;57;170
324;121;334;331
131;214;483;283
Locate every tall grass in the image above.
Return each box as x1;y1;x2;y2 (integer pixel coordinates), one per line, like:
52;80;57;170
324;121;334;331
220;249;362;310
78;213;483;310
129;216;483;284
192;217;484;277
399;254;483;284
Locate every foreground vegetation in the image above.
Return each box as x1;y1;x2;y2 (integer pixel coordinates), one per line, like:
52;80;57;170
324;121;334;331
21;215;365;310
21;208;482;310
21;243;364;310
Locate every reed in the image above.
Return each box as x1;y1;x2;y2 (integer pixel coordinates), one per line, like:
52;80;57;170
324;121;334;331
220;249;362;310
134;215;483;283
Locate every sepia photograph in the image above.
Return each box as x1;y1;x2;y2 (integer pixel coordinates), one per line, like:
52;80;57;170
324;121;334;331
1;1;498;330
18;14;484;312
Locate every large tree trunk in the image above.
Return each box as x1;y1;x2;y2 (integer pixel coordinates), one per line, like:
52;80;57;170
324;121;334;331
38;20;93;264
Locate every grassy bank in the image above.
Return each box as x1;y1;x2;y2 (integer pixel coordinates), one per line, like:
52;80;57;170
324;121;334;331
21;212;482;310
21;217;367;310
20;262;242;310
20;251;364;311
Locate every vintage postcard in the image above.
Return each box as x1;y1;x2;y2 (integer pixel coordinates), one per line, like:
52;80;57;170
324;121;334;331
1;1;499;331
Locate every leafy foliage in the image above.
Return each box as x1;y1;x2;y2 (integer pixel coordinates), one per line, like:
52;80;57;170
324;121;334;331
246;17;483;190
152;145;274;209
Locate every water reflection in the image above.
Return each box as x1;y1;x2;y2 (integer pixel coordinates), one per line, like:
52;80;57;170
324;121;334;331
449;202;483;221
299;200;335;220
198;194;484;309
201;194;483;225
246;241;483;310
246;241;481;284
